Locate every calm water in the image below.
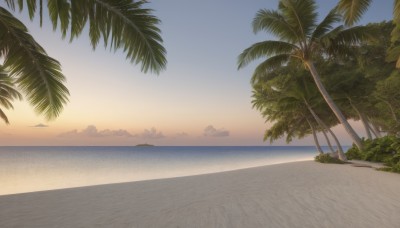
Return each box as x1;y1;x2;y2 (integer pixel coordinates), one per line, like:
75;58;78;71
0;146;327;195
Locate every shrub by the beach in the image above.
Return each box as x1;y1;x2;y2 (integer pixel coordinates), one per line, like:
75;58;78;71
392;162;400;173
346;136;399;161
315;154;345;164
346;136;400;173
363;137;397;162
378;162;400;173
346;146;362;160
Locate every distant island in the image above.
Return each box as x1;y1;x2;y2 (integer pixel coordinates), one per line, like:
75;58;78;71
135;143;155;147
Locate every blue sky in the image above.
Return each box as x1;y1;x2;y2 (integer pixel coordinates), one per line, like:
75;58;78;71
0;0;394;146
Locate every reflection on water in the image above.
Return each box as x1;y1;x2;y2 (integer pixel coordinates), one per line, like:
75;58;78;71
0;146;319;195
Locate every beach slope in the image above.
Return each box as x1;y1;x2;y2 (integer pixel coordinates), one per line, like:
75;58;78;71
1;161;400;228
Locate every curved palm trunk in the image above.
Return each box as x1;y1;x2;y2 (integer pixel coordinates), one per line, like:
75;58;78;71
327;127;345;160
305;61;363;150
369;121;382;138
347;97;372;140
305;101;347;161
307;119;323;154
321;130;335;153
360;114;373;140
368;124;378;138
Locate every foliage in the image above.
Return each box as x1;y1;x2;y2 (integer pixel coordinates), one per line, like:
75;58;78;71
4;0;166;74
251;65;328;144
337;0;400;68
238;0;374;149
337;0;372;26
346;136;400;173
0;65;22;123
0;0;166;121
315;153;345;164
345;146;362;160
373;71;400;134
0;7;69;120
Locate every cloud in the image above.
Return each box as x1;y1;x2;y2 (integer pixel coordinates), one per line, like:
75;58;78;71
203;125;229;137
176;132;189;137
58;125;134;138
141;127;165;139
32;123;48;128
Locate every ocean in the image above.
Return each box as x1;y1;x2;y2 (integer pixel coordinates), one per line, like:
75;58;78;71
0;146;333;195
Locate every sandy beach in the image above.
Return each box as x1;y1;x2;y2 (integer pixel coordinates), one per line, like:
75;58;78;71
1;161;400;228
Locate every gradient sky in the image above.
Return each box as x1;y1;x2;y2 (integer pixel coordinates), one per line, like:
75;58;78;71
0;0;394;146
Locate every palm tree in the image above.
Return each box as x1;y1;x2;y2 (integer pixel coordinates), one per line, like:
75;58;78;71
252;70;348;159
337;0;400;67
0;65;22;124
0;0;166;120
238;0;370;149
259;68;347;160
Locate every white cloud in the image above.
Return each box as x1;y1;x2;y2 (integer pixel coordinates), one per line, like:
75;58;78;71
176;132;189;137
203;125;229;137
32;123;48;128
141;127;165;139
58;125;134;138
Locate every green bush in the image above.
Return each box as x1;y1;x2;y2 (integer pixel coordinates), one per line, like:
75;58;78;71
315;153;345;164
363;137;396;162
377;163;400;173
346;136;400;173
391;162;400;173
346;146;362;160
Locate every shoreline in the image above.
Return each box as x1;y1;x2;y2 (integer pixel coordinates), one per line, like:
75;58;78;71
0;158;313;197
1;161;400;227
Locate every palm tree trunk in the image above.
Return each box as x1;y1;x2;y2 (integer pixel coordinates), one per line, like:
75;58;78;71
360;114;373;140
347;97;372;140
368;118;382;137
322;130;335;153
369;122;382;138
368;123;378;138
307;119;323;154
327;127;345;160
305;101;347;161
305;61;363;150
361;114;376;140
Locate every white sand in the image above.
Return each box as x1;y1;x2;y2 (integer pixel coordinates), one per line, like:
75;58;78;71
1;161;400;228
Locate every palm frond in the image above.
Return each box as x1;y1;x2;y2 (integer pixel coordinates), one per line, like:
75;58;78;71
319;25;372;57
47;0;70;38
392;0;400;68
0;108;9;124
252;9;300;42
250;54;290;85
238;41;296;69
264;120;288;142
4;0;16;11
387;46;400;67
0;7;69;120
395;0;400;24
0;65;23;124
0;69;22;109
68;0;166;74
278;0;317;37
4;0;167;74
311;8;342;41
332;25;373;45
69;0;88;41
4;0;38;20
337;0;371;26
